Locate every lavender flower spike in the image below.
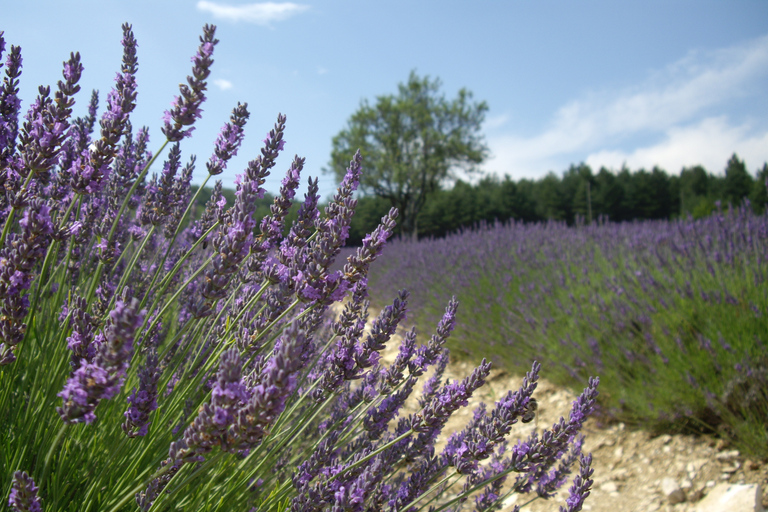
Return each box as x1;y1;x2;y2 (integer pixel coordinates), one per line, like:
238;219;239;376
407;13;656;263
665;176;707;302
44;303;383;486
0;38;23;167
559;453;594;512
8;471;42;512
122;349;161;438
232;321;308;450
181;347;247;455
57;295;145;424
206;102;249;176
162;24;218;142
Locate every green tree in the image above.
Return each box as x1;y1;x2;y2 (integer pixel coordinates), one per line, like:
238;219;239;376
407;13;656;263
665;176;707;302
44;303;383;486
723;153;753;207
328;71;489;238
750;163;768;214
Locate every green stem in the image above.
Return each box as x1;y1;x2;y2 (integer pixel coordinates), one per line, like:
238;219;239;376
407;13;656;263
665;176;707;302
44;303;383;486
135;173;213;317
41;424;68;490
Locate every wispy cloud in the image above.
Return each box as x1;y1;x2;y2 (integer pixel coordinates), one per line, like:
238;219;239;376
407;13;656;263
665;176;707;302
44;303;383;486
483;114;509;131
213;78;233;90
196;1;309;25
586;117;768;174
317;66;328;75
486;34;768;177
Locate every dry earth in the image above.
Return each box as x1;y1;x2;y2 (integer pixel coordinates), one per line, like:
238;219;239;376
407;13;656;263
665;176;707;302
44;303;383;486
363;309;768;512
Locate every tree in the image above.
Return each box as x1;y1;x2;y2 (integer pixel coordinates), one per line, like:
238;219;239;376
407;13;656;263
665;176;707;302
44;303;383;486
750;163;768;214
328;71;488;239
723;153;753;207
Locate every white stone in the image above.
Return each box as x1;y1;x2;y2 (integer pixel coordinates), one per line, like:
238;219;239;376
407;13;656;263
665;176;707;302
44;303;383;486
613;446;624;458
660;477;687;504
600;481;619;493
715;450;740;462
500;493;518;509
691;483;764;512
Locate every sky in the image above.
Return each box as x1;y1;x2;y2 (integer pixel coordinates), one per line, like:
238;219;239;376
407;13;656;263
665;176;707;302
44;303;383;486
3;1;768;200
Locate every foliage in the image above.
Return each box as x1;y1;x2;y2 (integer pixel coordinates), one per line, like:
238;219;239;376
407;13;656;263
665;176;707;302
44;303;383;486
0;25;596;512
345;156;768;242
328;71;488;239
358;207;768;460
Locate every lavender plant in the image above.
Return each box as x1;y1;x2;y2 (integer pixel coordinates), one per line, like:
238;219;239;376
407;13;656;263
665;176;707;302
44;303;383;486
0;25;597;512
359;207;768;459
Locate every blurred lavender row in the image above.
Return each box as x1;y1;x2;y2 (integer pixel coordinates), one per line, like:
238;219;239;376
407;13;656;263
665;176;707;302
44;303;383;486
359;205;768;458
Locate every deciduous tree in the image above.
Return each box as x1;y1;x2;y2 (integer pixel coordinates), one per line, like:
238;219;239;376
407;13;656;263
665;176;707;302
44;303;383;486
328;71;488;239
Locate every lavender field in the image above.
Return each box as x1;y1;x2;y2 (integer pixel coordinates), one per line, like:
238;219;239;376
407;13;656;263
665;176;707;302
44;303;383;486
358;205;768;459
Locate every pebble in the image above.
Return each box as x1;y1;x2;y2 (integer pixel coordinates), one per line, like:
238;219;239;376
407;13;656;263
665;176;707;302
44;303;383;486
660;477;686;504
715;450;740;462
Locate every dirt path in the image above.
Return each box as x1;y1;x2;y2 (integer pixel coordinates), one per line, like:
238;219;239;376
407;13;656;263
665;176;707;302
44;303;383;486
370;315;768;512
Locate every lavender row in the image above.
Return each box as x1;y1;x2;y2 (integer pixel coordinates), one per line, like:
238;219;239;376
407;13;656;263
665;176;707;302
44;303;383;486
361;206;768;458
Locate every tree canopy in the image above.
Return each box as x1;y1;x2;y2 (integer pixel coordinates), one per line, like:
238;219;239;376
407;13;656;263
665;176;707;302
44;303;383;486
328;71;488;238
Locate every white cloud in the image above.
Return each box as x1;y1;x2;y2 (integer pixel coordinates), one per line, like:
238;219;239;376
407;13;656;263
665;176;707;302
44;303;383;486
196;1;309;25
317;66;328;75
485;34;768;178
585;117;768;174
213;78;233;90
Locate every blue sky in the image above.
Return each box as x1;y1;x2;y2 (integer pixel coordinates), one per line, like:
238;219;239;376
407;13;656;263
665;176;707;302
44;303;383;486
4;1;768;200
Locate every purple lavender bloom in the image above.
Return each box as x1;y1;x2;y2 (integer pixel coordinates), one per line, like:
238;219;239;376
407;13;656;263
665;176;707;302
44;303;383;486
163;154;195;238
232;321;308;450
8;471;41;512
0;37;23;168
84;24;139;190
411;359;491;437
382;327;417;392
559;453;594;512
57;295;145;424
450;362;540;472
355;289;409;370
191;179;225;243
363;377;416;440
206;102;249;176
122;349;161;438
410;297;459;376
140;143;181;226
64;294;96;369
17;50;81;181
162;24;218;141
195;166;262;312
417;349;449;408
256;156;304;251
343;207;398;285
537;435;584;499
0;200;54;364
182;348;247;454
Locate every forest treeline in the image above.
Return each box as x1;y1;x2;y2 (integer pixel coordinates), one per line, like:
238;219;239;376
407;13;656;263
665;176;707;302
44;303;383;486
349;153;768;244
195;153;768;246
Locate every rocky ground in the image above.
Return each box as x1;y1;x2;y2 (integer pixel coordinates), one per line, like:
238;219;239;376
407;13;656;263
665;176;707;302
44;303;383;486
441;361;767;512
368;311;768;512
